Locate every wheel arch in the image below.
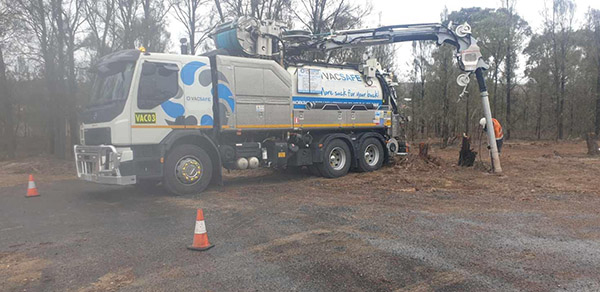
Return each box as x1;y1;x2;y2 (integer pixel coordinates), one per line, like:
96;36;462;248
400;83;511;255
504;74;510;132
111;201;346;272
160;130;223;186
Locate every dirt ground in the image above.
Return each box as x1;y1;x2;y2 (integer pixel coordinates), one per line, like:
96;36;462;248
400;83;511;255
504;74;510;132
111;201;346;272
0;156;75;187
2;140;597;195
2;140;600;291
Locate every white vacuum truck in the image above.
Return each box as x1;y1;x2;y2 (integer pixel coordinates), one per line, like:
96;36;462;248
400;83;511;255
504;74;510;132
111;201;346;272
74;17;492;194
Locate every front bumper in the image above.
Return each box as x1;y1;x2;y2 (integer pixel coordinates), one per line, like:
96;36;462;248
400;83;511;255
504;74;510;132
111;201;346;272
74;145;136;185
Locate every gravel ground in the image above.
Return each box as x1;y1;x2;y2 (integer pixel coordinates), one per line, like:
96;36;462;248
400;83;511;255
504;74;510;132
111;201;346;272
1;141;600;291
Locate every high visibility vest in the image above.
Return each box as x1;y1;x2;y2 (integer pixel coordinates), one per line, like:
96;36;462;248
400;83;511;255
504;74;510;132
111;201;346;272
492;118;503;140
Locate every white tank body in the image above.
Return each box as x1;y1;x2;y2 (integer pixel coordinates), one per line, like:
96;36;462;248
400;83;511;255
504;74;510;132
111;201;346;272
288;65;388;129
288;65;383;110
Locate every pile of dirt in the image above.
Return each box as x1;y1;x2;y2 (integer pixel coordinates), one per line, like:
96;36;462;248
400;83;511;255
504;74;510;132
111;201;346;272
392;153;446;171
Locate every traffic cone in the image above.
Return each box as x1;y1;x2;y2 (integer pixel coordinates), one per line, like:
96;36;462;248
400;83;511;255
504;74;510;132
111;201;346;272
187;209;214;251
26;174;39;197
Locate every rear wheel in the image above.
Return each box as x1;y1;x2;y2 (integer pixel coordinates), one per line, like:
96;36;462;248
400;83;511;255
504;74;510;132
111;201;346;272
357;137;384;172
317;139;351;178
163;144;213;195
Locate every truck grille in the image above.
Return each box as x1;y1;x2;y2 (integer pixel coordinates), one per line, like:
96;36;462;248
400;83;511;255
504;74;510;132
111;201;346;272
84;127;111;145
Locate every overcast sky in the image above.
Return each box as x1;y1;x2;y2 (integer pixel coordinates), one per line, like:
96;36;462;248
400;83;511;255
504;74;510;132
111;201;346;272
168;0;600;79
364;0;600;79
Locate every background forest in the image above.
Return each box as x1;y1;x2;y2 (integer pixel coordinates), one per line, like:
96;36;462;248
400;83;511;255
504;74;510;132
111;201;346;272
0;0;599;159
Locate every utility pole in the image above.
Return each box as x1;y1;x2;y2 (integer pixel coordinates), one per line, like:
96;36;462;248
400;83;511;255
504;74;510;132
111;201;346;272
476;68;502;173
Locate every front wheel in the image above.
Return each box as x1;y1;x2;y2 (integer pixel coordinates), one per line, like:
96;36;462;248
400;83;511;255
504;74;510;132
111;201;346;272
317;139;351;178
163;144;213;195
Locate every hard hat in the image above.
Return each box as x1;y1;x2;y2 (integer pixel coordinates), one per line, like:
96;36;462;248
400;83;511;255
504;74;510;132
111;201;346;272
479;117;486;127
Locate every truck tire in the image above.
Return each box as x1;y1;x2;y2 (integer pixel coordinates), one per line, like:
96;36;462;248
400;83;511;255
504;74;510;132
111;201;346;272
317;139;351;178
357;137;384;172
163;144;213;195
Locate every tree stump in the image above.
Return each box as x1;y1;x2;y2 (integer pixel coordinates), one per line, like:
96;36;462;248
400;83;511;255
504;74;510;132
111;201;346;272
418;143;429;159
458;134;477;167
586;133;600;156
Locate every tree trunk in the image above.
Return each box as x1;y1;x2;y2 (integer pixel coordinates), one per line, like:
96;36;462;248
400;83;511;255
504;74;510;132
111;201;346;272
595;60;600;135
418;143;429;159
458;134;476;167
586;133;600;156
52;0;68;159
536;83;543;140
214;0;225;22
505;46;512;140
492;65;499;117
504;0;513;140
67;24;80;150
465;91;470;135
0;46;16;158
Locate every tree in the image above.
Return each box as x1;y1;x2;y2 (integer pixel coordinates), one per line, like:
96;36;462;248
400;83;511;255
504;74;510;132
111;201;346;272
116;0;140;50
83;0;117;59
408;41;432;140
502;0;530;140
545;0;575;139
292;0;371;63
170;0;215;55
0;1;16;158
13;0;65;157
140;0;171;51
587;9;600;135
218;0;292;20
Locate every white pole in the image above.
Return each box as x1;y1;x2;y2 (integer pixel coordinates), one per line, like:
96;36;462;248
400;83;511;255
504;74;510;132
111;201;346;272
476;69;502;173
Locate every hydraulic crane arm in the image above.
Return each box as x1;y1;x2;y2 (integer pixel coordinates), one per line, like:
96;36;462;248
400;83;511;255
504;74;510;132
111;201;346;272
282;22;487;73
212;17;487;73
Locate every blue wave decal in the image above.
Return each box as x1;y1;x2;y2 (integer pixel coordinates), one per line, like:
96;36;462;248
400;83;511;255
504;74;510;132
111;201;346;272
213;84;235;112
200;115;213;126
180;61;206;86
161;100;185;118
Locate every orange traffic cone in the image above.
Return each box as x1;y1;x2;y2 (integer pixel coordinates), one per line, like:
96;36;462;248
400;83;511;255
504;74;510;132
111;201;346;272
187;209;214;251
26;174;39;197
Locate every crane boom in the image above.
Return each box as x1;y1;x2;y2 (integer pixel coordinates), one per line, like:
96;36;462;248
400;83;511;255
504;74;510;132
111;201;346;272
213;18;487;72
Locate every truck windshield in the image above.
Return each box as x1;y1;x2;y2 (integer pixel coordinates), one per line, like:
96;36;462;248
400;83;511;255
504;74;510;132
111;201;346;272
89;62;135;106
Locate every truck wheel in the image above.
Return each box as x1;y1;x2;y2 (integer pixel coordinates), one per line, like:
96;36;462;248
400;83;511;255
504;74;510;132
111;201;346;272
357;137;384;172
163;144;213;195
318;139;351;178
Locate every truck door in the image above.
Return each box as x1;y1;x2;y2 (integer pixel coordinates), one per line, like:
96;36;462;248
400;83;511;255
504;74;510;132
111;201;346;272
131;60;183;145
179;59;214;129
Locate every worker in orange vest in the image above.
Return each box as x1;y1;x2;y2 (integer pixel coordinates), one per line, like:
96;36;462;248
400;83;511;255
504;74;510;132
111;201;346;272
479;117;504;153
